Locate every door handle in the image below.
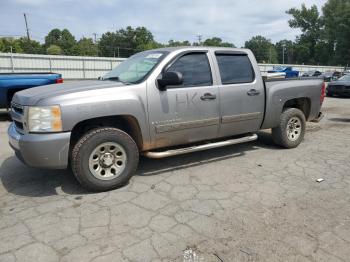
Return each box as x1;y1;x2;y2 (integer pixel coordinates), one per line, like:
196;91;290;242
247;89;260;96
200;93;217;100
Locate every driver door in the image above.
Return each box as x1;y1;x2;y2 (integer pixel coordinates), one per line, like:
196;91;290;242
147;51;220;149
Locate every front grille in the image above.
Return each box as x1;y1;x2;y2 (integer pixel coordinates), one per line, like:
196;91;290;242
14;120;24;130
11;103;24;114
334;85;344;90
11;103;25;133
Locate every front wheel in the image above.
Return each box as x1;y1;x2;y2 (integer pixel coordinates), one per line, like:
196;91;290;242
71;127;139;191
272;108;306;149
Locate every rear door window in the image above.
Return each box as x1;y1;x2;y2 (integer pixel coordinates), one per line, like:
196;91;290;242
215;54;255;84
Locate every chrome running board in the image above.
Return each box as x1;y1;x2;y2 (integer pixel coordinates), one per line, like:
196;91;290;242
143;134;258;159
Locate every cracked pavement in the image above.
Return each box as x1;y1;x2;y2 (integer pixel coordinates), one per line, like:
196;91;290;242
0;97;350;262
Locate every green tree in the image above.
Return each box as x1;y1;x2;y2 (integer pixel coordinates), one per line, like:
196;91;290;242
45;29;62;47
132;27;157;51
203;37;235;47
72;37;98;56
137;41;163;51
275;40;295;64
322;0;350;65
167;40;191;46
18;38;44;54
98;26;158;57
286;4;323;64
60;29;76;54
98;32;118;57
244;36;278;63
293;41;311;64
46;44;63;55
0;38;23;53
45;28;76;55
315;41;332;65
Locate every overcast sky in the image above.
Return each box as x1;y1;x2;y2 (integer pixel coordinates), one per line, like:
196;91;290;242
0;0;327;47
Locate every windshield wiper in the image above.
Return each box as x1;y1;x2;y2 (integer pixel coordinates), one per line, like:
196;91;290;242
104;76;120;81
103;76;131;85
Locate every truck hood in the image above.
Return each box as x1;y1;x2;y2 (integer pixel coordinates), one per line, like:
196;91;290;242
329;81;350;86
12;80;125;105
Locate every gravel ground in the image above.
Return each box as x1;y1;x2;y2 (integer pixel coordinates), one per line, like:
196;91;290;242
0;97;349;262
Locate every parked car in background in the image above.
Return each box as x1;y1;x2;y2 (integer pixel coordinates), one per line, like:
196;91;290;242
268;66;299;78
302;70;322;77
0;73;63;109
8;47;325;191
264;72;286;79
322;71;341;82
327;74;350;97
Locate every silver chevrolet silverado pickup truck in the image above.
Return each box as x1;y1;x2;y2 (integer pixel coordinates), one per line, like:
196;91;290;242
8;47;325;191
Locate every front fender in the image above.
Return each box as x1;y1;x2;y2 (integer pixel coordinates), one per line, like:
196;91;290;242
47;85;150;149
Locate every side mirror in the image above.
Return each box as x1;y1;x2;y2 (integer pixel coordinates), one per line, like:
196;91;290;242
157;71;183;90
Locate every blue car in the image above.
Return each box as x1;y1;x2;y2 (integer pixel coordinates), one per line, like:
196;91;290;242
268;66;299;78
0;72;63;109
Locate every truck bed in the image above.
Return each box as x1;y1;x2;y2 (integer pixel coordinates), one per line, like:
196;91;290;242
261;76;324;129
0;72;62;109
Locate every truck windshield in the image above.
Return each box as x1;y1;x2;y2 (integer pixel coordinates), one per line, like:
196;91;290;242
102;51;168;84
338;75;350;81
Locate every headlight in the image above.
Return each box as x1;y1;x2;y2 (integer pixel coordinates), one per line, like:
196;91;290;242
28;106;62;132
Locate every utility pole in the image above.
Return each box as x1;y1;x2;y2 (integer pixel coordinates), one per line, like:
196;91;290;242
92;33;97;43
23;13;30;41
196;34;202;45
282;44;286;64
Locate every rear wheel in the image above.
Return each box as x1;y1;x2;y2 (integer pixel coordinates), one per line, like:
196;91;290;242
71;127;139;191
272;108;306;149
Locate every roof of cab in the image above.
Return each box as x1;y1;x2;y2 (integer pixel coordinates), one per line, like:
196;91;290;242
151;46;251;54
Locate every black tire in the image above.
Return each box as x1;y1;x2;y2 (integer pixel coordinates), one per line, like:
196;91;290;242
272;108;306;149
71;127;139;191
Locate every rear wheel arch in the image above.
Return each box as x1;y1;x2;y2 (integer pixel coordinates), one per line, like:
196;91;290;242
282;97;311;120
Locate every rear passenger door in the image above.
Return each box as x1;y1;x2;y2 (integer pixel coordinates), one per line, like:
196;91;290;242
214;52;265;137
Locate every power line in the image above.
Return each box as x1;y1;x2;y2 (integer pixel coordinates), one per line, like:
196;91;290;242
23;13;30;41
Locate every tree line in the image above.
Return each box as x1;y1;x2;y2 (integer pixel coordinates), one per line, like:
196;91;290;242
0;0;349;66
0;27;235;58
